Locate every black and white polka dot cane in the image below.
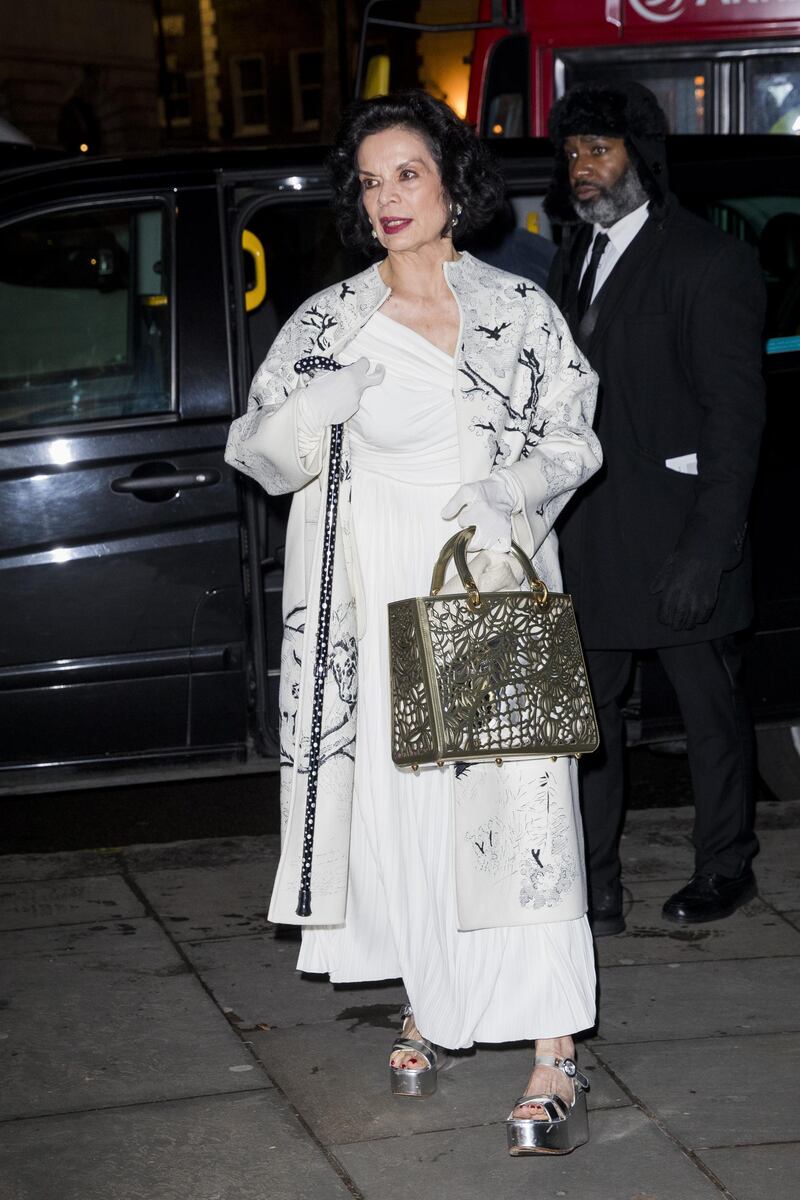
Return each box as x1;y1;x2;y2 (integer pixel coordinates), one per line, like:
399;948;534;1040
293;355;345;917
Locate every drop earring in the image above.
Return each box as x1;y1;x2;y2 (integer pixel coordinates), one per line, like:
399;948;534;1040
371;228;378;239
451;202;463;228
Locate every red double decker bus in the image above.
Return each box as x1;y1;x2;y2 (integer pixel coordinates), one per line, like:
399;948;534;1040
468;0;800;136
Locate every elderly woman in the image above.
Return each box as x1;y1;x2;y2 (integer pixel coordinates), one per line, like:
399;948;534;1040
226;91;601;1156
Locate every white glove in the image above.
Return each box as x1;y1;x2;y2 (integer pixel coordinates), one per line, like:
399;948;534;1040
297;357;385;435
441;549;526;596
441;471;520;552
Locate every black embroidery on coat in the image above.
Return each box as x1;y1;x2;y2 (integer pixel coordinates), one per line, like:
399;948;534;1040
300;630;358;771
568;359;590;376
278;606;307;767
330;633;357;707
475;321;511;341
301;305;338;351
459;362;510;403
285;604;305;635
497;345;543;435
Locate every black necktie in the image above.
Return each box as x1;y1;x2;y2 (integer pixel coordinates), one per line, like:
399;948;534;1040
576;232;610;319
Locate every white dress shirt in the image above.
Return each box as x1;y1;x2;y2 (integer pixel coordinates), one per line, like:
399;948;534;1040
579;201;650;304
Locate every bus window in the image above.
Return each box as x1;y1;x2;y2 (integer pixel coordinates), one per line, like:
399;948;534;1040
745;56;800;135
560;57;710;134
483;34;530;138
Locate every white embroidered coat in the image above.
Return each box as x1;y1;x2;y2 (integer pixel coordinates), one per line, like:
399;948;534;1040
225;252;601;930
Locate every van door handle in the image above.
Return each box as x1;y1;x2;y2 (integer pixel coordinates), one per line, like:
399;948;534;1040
111;466;221;498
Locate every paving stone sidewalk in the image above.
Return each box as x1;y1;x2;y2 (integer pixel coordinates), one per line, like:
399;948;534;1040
1;800;798;1200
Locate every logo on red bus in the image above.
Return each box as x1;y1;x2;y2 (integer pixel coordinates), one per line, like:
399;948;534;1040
628;0;685;22
628;0;799;22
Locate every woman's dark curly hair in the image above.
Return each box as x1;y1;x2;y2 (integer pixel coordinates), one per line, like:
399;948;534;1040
329;90;505;257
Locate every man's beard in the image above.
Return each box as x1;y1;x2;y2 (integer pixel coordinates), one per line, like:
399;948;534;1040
572;162;649;227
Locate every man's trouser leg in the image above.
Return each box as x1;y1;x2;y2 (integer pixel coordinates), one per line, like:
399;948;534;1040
580;649;635;900
657;637;758;879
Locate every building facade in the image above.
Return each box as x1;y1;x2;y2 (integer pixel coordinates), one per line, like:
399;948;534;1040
0;1;477;154
159;0;340;146
0;0;159;152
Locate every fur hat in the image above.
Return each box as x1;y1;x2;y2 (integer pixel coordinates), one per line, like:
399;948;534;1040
544;80;669;224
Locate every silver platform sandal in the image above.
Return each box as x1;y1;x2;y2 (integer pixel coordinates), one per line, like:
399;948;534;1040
389;1005;450;1099
506;1055;590;1155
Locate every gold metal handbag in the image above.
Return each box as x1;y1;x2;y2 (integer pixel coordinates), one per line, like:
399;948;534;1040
388;528;599;769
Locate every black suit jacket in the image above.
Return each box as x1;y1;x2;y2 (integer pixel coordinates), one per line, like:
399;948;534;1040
550;195;766;648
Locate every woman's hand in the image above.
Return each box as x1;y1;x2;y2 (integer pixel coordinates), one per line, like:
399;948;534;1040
297;357;385;434
441;472;520;552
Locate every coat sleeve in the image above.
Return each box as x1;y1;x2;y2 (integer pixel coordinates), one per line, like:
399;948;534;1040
504;299;602;557
224;310;325;496
676;239;766;568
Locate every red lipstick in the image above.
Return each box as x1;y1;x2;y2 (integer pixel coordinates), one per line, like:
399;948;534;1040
380;217;412;235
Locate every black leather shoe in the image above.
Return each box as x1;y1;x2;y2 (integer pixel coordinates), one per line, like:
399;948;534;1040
662;870;756;924
589;883;626;937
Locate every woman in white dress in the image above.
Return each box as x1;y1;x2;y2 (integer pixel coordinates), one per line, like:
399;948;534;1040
225;92;601;1155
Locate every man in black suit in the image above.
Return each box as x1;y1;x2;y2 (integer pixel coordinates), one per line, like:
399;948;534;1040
546;81;766;935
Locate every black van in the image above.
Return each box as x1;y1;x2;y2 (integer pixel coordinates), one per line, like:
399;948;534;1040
1;138;799;797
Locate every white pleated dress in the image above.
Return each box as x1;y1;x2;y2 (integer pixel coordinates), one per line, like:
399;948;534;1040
297;311;596;1049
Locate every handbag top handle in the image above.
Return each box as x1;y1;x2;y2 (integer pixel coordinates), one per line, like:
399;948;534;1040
429;527;549;611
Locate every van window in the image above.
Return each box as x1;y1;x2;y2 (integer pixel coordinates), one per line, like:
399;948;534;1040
700;196;800;349
241;199;368;378
0;204;171;433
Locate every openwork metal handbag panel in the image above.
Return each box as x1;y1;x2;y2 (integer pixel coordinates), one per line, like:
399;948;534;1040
388;529;599;769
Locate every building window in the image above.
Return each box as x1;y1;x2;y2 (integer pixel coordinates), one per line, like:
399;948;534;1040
231;55;268;136
161;14;185;38
166;67;191;127
290;49;323;132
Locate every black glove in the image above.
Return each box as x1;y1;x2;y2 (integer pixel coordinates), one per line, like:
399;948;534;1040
650;553;723;632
